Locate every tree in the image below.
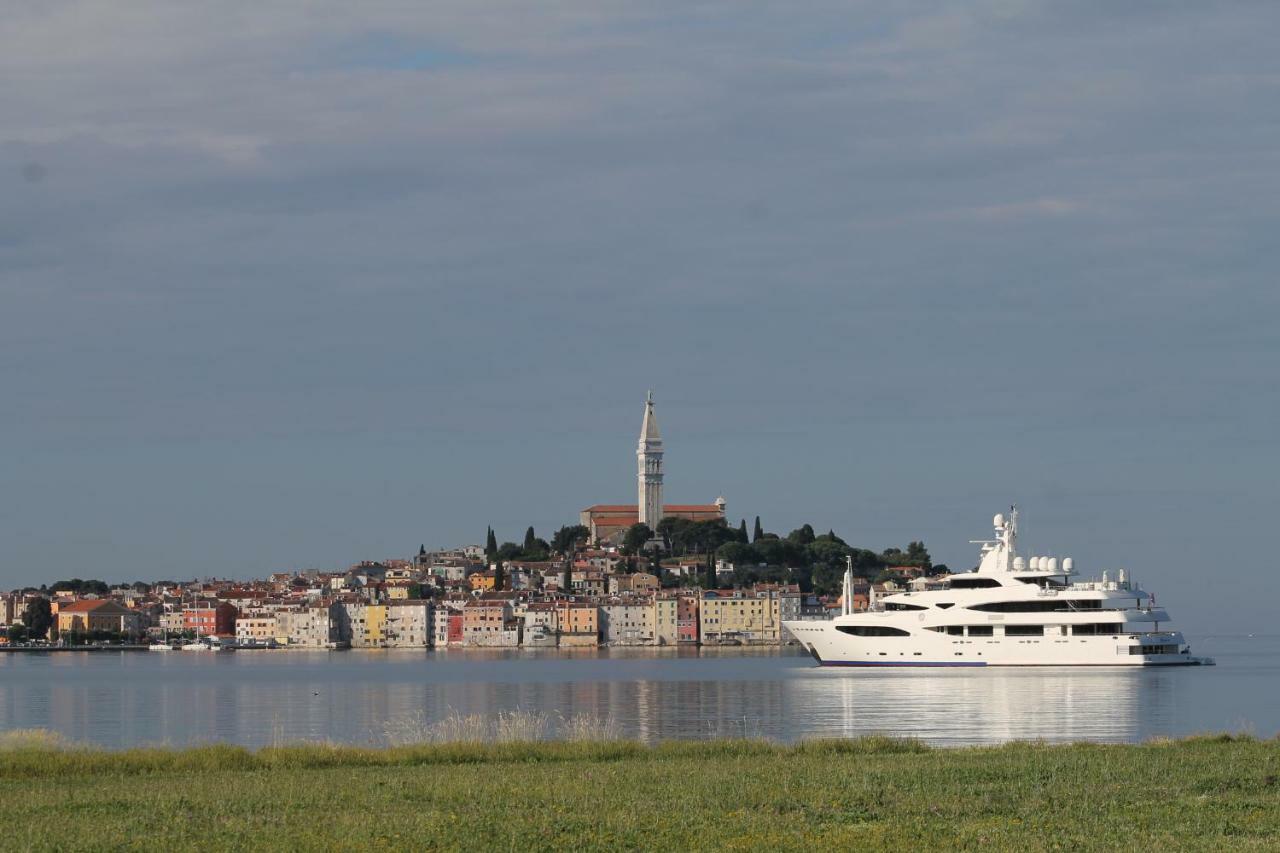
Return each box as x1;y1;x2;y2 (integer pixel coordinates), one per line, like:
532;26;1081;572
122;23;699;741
523;526;537;553
495;542;523;562
485;526;497;559
906;541;932;570
787;524;816;546
493;561;505;592
22;598;53;640
622;523;654;555
752;516;764;543
6;624;27;643
717;541;759;567
737;519;749;543
561;557;573;594
551;525;590;555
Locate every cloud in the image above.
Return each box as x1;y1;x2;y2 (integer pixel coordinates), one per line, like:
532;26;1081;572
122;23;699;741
0;0;1277;617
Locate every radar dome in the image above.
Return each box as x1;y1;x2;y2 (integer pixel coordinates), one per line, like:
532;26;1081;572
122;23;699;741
994;513;1005;528
1029;556;1041;570
1062;558;1074;573
1013;556;1026;571
1046;557;1060;573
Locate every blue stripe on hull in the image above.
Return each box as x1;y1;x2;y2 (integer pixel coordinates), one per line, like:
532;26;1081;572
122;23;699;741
819;660;988;667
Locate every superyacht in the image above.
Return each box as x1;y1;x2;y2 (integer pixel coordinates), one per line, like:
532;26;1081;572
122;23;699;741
785;507;1212;667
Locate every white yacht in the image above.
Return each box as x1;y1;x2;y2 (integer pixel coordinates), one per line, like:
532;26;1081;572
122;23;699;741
785;508;1212;667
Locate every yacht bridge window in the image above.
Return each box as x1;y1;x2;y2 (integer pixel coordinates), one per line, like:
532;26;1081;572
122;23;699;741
836;625;911;637
949;577;1003;589
1071;623;1128;635
883;602;928;611
1004;625;1044;637
969;599;1108;613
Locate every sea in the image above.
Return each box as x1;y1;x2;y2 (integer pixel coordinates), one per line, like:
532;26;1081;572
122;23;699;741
1;634;1275;749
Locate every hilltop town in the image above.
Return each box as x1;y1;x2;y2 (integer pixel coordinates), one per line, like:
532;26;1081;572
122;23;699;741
1;395;948;650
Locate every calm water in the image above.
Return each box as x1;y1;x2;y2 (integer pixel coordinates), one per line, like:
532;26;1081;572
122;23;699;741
1;635;1275;748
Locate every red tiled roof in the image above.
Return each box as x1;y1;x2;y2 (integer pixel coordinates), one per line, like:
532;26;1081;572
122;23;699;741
583;504;723;514
59;599;113;613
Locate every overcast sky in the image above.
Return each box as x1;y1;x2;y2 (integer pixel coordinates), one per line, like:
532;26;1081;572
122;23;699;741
2;2;1277;632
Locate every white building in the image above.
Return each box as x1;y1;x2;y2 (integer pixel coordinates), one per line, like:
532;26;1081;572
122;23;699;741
385;600;432;648
599;599;656;646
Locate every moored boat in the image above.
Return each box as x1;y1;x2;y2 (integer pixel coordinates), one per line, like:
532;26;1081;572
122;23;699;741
785;507;1213;667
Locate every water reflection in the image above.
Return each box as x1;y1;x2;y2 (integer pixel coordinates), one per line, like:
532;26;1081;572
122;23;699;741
0;639;1273;748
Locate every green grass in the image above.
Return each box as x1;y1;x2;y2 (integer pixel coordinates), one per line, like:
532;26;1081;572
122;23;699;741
1;732;1278;851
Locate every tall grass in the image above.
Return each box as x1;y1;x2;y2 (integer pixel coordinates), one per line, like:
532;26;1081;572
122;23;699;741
382;709;620;746
1;732;1277;850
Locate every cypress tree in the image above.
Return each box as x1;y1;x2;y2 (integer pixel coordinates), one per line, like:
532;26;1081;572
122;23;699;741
485;526;497;558
753;516;764;543
738;519;749;543
493;560;505;592
523;526;537;553
562;557;572;594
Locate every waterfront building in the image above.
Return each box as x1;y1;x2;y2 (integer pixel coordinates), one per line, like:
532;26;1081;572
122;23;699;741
463;600;516;646
278;604;341;648
556;601;599;647
699;589;781;645
182;601;238;638
522;602;559;647
55;599;143;639
599;598;656;646
385;600;432;648
235;612;278;645
341;602;388;648
654;594;679;646
677;593;700;643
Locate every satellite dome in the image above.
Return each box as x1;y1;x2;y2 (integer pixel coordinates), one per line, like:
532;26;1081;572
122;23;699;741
994;513;1005;528
1013;556;1027;571
1046;557;1060;573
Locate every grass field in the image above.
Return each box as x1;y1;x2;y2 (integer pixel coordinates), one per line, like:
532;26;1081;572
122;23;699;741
1;731;1278;851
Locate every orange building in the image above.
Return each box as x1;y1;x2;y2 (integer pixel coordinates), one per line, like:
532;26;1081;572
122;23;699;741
555;602;599;647
56;600;142;638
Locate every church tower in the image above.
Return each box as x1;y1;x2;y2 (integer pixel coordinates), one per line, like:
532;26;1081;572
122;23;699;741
637;390;664;528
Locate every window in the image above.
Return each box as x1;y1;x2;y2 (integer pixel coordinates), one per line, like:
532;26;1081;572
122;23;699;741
1071;623;1127;635
967;625;993;637
1004;625;1044;636
949;577;1002;589
936;603;954;609
836;625;911;637
969;599;1108;613
884;602;928;611
946;626;964;635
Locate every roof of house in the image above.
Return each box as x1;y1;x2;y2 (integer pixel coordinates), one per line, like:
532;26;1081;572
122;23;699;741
582;504;724;514
59;599;131;614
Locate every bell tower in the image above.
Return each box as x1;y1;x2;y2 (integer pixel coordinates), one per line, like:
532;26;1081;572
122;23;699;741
637;390;664;528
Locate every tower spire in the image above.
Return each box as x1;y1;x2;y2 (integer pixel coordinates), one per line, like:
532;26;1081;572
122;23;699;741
637;391;664;528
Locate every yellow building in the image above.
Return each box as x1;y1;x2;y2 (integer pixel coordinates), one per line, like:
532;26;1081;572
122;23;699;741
344;603;388;647
469;571;496;592
699;590;780;645
56;600;142;638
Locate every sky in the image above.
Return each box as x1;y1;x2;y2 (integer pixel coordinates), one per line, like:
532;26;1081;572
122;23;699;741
2;1;1277;633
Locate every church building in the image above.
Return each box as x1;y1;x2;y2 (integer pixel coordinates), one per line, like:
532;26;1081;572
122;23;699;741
580;392;726;545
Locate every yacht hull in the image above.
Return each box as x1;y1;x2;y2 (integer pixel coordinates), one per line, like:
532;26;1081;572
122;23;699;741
786;622;1209;667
